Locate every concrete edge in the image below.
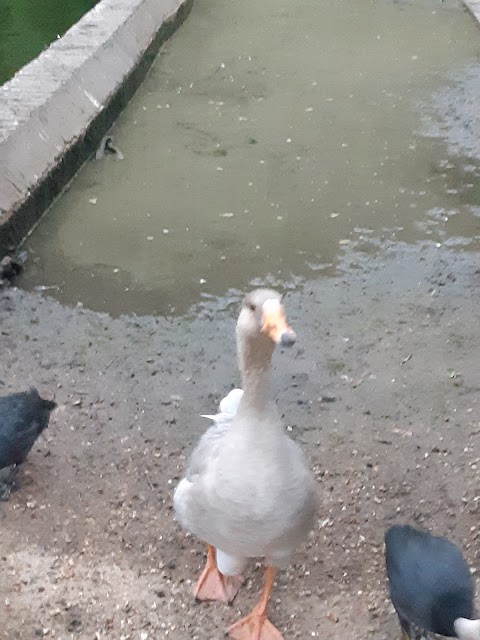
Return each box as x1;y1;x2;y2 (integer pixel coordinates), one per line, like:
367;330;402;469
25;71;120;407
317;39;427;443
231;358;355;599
463;0;480;23
0;0;193;257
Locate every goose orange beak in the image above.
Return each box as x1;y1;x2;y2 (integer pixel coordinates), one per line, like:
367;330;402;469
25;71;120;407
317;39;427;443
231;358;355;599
261;299;296;346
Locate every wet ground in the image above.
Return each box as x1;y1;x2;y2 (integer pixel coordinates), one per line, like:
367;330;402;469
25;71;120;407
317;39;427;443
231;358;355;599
2;245;480;639
2;0;480;639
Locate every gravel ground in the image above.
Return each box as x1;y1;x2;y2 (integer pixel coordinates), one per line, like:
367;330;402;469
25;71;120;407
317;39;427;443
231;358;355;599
0;243;480;639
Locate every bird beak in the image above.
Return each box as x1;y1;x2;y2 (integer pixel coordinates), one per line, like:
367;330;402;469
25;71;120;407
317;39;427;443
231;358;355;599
261;300;296;346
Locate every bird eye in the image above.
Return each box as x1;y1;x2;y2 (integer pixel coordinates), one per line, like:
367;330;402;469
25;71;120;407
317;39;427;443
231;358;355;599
249;303;256;312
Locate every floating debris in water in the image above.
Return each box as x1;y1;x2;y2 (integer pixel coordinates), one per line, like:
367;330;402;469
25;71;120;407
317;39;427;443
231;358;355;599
89;198;97;205
95;135;124;161
34;285;60;292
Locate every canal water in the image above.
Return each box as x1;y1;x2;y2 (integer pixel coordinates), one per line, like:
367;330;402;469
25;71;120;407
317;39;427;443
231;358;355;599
17;0;480;316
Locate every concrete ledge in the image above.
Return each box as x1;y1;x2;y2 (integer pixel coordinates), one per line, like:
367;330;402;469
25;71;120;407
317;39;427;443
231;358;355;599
464;0;480;24
0;0;193;257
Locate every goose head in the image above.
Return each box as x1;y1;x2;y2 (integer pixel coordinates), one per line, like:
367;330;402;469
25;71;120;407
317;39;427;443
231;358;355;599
236;289;296;348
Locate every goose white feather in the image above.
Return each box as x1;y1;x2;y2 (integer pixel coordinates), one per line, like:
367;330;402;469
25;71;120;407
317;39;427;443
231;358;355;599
200;388;244;424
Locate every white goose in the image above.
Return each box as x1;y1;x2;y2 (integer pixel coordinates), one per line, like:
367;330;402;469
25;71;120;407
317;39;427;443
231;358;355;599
174;289;317;640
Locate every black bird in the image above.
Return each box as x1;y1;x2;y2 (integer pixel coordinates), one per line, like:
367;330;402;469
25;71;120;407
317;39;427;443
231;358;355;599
0;388;57;500
385;524;480;640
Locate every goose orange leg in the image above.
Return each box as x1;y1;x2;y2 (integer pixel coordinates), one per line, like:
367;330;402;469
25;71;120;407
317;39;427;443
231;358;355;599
228;566;283;640
194;545;242;605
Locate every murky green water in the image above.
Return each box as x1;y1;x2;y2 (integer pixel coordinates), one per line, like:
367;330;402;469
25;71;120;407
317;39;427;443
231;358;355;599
0;0;97;85
18;0;480;316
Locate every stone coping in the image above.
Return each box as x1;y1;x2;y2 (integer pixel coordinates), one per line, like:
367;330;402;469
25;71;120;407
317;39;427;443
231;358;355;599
0;0;193;257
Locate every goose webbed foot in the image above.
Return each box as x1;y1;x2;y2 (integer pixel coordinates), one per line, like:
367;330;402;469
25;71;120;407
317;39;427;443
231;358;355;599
228;567;283;640
194;545;242;605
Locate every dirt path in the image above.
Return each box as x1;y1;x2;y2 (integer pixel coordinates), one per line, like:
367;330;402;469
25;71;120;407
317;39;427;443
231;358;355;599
1;243;480;639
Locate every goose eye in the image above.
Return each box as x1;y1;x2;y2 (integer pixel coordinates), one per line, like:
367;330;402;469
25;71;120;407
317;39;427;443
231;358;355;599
249;303;256;312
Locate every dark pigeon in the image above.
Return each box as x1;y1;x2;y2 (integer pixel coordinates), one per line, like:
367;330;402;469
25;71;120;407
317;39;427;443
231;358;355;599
385;524;480;640
0;388;57;500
